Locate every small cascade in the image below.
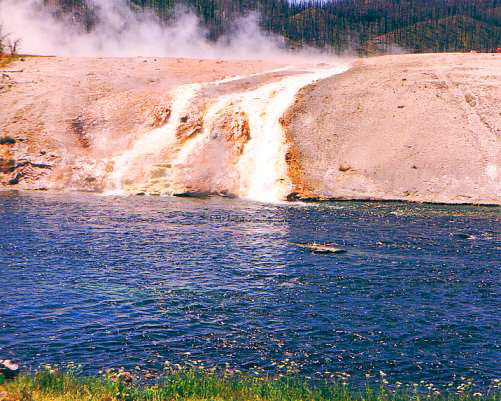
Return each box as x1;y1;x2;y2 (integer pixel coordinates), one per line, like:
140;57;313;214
105;83;201;194
236;66;348;202
104;63;349;202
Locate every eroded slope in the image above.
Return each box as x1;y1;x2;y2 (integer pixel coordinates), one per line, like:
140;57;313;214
283;53;500;205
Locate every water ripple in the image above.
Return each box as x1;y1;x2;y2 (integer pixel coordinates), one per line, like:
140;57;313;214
0;192;499;388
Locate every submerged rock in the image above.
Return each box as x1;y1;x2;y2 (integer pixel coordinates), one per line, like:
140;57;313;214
174;191;212;198
144;372;157;380
0;360;20;380
291;242;347;254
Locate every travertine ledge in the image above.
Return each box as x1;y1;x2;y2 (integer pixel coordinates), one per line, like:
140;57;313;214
1;54;499;204
283;53;500;205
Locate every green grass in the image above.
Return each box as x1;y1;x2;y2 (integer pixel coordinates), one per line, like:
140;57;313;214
0;370;499;401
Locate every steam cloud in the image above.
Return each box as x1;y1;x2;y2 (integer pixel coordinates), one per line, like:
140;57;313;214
0;0;293;59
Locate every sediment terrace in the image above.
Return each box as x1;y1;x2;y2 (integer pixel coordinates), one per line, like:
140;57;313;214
0;54;499;204
284;53;500;205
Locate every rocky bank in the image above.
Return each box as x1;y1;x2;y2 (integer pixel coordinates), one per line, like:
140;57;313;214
283;53;500;205
0;53;499;204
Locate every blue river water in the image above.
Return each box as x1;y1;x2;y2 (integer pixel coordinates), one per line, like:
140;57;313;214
0;192;499;389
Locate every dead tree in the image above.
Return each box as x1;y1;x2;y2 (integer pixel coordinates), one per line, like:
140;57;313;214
0;24;5;55
7;38;21;55
0;24;20;56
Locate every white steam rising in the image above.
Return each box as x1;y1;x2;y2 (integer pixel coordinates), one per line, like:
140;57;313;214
0;0;290;58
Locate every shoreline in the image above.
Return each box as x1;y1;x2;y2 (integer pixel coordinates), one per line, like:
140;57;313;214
1;370;499;401
283;53;500;206
0;187;500;207
1;53;499;204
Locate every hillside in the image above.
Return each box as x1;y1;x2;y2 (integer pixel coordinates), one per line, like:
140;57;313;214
37;0;501;54
367;16;501;54
282;53;501;205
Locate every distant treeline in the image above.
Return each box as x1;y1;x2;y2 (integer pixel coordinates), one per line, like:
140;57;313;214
48;0;501;54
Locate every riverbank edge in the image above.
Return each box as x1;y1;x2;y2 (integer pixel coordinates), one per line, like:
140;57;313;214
0;371;499;401
1;188;500;207
281;54;500;206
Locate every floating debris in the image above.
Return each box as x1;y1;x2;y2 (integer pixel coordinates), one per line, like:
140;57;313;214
290;242;347;254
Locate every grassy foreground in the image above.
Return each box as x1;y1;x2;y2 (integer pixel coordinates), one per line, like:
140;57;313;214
0;370;499;401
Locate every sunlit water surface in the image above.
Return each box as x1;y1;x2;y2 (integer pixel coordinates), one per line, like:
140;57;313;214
0;192;499;389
